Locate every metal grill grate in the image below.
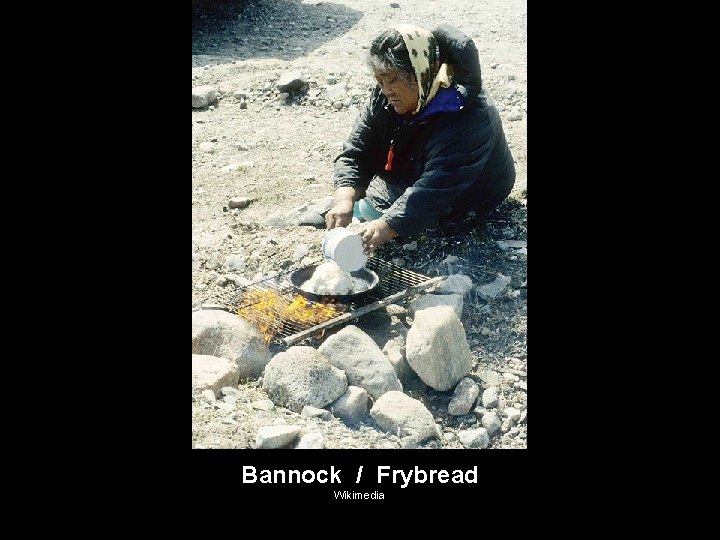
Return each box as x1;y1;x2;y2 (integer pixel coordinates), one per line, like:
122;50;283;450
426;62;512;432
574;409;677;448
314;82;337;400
196;257;443;347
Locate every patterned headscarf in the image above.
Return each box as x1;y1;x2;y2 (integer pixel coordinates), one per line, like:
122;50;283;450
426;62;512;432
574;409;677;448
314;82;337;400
392;24;452;114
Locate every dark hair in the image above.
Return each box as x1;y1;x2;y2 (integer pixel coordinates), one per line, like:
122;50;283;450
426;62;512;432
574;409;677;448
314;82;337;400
368;29;416;84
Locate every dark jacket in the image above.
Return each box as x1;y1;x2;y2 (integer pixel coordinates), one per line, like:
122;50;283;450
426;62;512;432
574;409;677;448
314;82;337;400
333;25;516;238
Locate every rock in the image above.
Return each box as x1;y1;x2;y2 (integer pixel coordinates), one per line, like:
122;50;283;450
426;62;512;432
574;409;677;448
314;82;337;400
264;214;287;227
402;241;417;250
477;369;502;386
262;346;347;413
405;306;472;391
251;399;275;411
296;432;324;449
435;274;474;296
409;293;463;319
514;380;527;391
200;389;216;403
198;142;214;153
515;177;527;198
318;325;402;399
228;197;254;209
255;425;302;449
507;109;523;121
329;386;369;425
301;406;331;420
192;354;239;395
481;387;499;408
481;411;502;435
370;391;440;446
222;254;245;272
325;82;348;101
447;377;480;416
496;240;527;251
277;92;290;102
382;340;415;384
192;310;271;379
292;244;309;260
476;274;512;300
390;2;401;7
504;407;522;423
192;85;217;108
276;71;306;93
293;211;325;227
458;427;490;448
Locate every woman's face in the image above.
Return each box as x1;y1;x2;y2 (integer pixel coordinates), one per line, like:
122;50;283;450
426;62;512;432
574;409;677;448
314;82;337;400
374;70;419;115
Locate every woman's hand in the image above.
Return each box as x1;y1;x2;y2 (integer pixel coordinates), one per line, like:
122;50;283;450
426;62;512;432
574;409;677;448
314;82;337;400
325;200;354;229
360;219;398;253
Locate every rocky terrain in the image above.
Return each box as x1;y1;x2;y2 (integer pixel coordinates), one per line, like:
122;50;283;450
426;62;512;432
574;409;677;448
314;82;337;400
192;0;527;449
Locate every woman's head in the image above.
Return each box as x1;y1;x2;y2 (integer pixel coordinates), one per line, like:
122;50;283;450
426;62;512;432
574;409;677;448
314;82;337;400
368;25;443;115
369;29;419;115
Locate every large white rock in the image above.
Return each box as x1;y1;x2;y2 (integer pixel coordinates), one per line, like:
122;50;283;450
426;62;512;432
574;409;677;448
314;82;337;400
262;346;347;413
192;354;239;395
255;425;302;449
192;85;217;108
435;274;474;296
370;391;439;446
318;325;402;399
405;306;473;391
409;293;463;318
192;309;271;380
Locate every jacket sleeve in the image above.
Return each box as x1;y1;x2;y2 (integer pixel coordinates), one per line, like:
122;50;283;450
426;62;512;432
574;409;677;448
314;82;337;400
333;89;381;192
381;120;494;238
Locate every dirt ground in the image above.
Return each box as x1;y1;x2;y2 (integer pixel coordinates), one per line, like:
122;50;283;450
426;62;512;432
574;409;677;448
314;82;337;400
192;0;527;449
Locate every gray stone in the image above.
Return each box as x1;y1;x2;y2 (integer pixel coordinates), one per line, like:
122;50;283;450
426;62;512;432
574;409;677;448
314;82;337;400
262;346;347;413
514;380;527;391
476;274;512;300
192;310;271;379
228;197;254;209
504;407;522;423
477;369;502;386
325;82;348;101
301;406;331;420
276;71;306;93
458;428;490;449
409;293;463;319
405;306;472;391
192;85;217;108
370;391;440;446
473;406;488;417
292;244;309;261
293;211;325;227
264;214;287;227
296;432;324;449
329;386;369;425
198;142;214;153
222;254;245;272
481;412;502;435
507;109;523;121
251;399;275;411
382;340;415;384
447;377;480;416
200;389;216;403
318;325;402;399
481;387;499;408
435;274;474;296
255;425;302;449
192;354;240;395
496;240;527;251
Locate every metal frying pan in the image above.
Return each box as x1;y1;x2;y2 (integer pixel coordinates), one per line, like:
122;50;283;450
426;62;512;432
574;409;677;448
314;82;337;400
289;264;380;303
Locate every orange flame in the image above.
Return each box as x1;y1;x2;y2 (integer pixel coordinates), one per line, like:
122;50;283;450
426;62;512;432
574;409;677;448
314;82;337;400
237;289;343;343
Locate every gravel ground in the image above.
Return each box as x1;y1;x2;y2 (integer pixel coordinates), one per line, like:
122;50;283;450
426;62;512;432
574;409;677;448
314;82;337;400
192;0;527;449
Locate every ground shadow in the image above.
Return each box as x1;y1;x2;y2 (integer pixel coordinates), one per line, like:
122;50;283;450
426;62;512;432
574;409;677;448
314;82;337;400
192;0;363;62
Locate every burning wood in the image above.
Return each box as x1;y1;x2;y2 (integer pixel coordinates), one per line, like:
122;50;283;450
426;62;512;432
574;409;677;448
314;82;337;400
237;289;345;343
